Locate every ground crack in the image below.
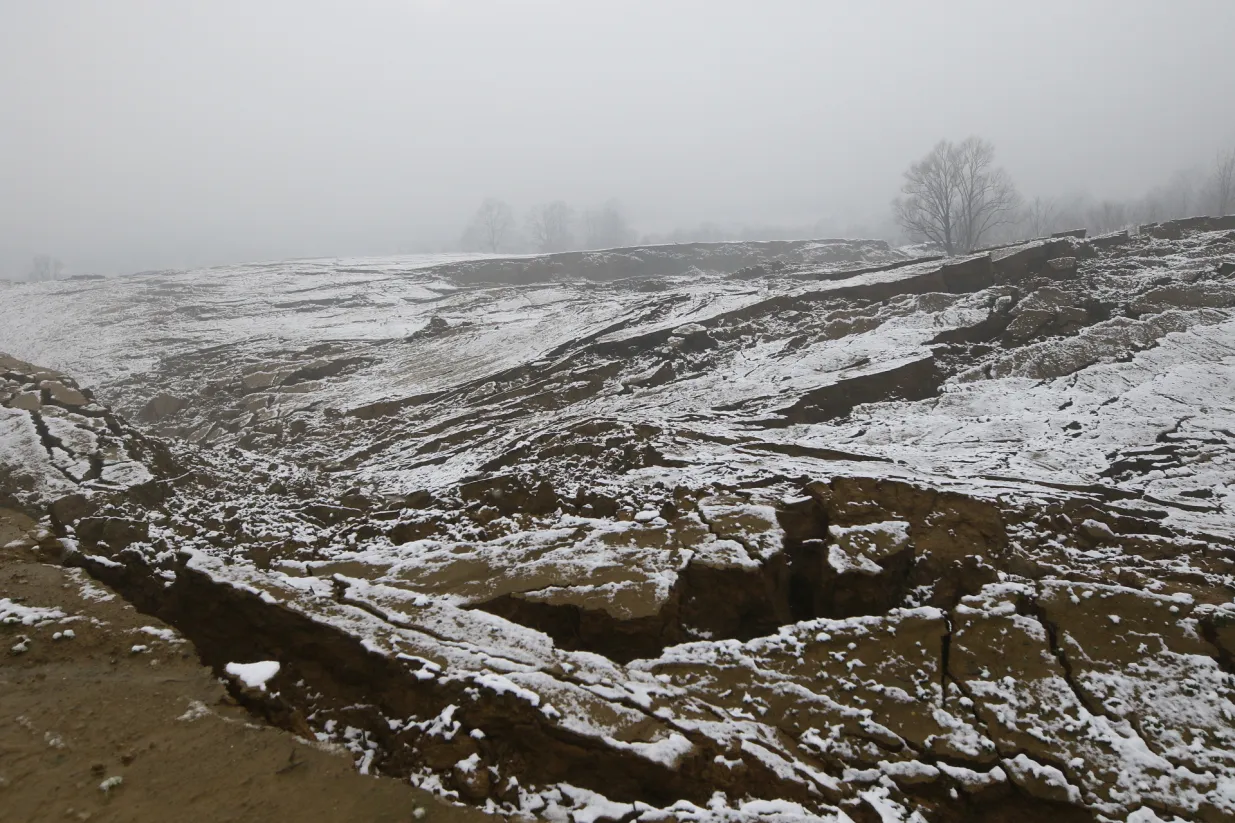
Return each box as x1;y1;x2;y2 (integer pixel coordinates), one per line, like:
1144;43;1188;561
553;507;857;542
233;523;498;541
26;409;83;485
1022;592;1104;719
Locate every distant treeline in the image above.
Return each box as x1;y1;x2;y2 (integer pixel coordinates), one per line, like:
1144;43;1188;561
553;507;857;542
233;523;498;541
461;142;1234;258
890;137;1234;254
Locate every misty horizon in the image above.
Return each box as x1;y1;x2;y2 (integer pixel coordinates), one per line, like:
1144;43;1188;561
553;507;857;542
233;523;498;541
3;0;1235;277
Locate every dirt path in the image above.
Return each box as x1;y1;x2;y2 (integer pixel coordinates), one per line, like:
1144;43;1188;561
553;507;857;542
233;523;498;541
0;509;491;823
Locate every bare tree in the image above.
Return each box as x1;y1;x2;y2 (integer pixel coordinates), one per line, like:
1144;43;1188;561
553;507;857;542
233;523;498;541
1138;189;1168;224
953;137;1021;251
1164;169;1199;219
1053;193;1090;235
28;255;63;282
1087;200;1129;234
1024;196;1058;238
893;141;959;253
1206;148;1235;217
582;200;635;249
461;198;514;253
526;201;574;253
893;137;1020;255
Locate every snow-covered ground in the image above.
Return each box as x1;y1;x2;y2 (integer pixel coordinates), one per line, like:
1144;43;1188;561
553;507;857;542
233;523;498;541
3;226;1235;821
0;252;498;388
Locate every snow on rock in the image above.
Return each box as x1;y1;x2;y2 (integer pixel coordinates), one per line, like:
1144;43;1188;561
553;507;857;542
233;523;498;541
224;660;281;691
0;406;76;508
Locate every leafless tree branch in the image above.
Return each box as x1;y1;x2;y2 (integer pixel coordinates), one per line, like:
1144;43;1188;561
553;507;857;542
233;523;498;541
526;201;574;253
462;198;514;253
1207;148;1235;217
892;137;1020;255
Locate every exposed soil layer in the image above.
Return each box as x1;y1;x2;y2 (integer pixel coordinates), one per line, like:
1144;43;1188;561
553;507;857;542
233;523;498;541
0;510;490;823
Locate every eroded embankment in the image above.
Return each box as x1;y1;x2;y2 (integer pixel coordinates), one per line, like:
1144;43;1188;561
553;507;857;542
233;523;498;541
44;464;1235;822
69;547;832;811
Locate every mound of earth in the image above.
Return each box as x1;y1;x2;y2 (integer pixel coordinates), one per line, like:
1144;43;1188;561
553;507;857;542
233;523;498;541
2;222;1235;821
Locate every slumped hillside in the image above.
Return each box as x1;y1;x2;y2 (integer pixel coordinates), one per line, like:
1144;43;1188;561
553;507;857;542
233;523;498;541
3;220;1235;822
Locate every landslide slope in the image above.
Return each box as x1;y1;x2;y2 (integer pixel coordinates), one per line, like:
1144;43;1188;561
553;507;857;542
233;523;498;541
3;223;1235;822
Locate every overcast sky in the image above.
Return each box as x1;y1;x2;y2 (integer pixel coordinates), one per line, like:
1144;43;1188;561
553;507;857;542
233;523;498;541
2;0;1234;275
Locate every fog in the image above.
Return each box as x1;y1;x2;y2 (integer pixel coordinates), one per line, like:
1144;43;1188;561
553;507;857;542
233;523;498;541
3;0;1234;276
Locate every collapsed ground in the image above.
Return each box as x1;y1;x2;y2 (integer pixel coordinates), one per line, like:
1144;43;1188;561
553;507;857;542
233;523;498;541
0;508;489;823
2;223;1235;821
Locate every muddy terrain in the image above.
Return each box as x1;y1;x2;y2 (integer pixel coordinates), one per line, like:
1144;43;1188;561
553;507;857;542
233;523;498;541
0;509;487;823
3;222;1235;822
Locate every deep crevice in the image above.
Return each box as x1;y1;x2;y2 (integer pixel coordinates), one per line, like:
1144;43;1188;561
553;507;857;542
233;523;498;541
471;490;918;664
940;625;953;709
67;550;824;811
768;356;945;427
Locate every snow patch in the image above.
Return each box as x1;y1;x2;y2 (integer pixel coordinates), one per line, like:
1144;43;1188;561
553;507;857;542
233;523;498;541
225;660;281;691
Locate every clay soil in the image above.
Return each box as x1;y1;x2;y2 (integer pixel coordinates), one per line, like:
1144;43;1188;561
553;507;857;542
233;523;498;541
0;509;491;823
